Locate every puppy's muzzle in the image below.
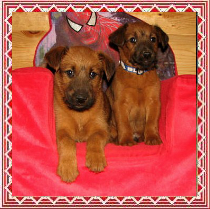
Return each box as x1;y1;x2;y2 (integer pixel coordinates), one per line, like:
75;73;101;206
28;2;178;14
132;49;156;68
75;93;88;105
65;90;95;112
143;51;152;59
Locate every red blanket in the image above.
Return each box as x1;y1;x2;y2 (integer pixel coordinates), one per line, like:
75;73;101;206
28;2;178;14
13;67;196;196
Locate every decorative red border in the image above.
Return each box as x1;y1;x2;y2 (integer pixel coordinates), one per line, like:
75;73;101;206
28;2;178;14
1;0;209;208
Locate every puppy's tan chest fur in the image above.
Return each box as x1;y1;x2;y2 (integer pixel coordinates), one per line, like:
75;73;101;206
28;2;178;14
112;66;159;101
69;111;91;142
55;106;89;142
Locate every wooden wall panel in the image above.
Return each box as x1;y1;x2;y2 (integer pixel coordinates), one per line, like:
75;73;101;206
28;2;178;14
12;12;50;70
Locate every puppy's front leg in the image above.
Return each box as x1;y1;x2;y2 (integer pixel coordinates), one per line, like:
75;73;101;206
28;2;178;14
57;129;79;182
113;102;137;146
86;131;107;172
144;87;162;145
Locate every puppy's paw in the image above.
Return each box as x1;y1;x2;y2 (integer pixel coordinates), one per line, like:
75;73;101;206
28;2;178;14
119;136;137;146
133;133;145;143
144;135;162;145
86;152;107;173
57;160;79;183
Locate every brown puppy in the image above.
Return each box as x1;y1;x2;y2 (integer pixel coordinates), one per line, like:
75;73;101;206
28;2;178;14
108;21;169;146
44;46;115;182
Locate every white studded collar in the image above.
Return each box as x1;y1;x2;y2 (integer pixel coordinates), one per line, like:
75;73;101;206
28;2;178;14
120;61;149;75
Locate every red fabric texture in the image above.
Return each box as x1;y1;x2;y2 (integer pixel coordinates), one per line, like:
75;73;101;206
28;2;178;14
13;67;196;196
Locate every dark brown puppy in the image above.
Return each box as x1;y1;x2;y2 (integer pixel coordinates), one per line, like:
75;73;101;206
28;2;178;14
44;46;115;182
108;21;169;146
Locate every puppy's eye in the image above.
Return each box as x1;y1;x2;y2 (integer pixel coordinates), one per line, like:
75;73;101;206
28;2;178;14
66;70;74;78
129;37;137;43
90;72;97;79
151;37;156;42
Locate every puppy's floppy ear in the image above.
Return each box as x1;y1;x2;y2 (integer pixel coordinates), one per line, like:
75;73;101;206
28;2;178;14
154;26;169;52
109;23;128;47
44;46;69;71
98;52;115;82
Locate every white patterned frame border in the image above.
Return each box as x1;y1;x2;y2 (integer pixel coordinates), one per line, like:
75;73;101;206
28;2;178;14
1;1;209;208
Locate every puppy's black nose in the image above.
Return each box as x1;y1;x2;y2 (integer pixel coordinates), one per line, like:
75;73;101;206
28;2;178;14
143;51;152;59
76;94;88;104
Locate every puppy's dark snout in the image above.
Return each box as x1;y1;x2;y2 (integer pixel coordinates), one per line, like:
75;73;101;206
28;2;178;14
143;51;152;59
75;93;88;104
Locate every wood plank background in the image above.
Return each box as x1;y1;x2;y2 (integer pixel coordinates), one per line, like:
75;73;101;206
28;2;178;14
12;12;50;70
12;12;196;75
